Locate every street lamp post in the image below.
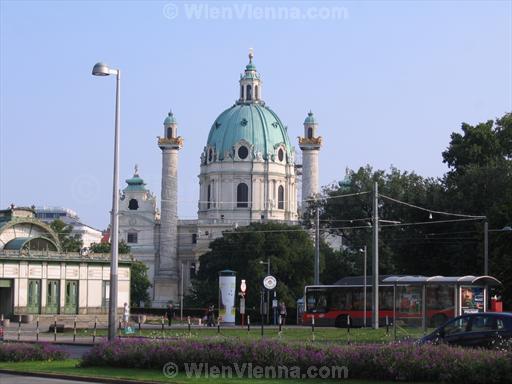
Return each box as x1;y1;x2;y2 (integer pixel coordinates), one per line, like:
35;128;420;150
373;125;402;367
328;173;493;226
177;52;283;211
360;246;367;328
92;62;120;341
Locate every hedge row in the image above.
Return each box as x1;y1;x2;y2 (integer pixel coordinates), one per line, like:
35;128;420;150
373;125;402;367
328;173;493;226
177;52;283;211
0;342;68;362
80;338;512;383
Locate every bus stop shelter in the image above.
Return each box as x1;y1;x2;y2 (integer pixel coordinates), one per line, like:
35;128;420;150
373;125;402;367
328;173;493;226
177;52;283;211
382;275;502;333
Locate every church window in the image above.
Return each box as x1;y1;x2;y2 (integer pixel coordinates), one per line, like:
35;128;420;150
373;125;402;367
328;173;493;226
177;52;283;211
255;85;259;100
240;85;244;99
167;127;173;139
208;148;213;162
238;146;248;160
278;185;284;209
237;183;249;208
128;199;139;210
127;232;138;244
246;85;252;101
278;148;284;162
307;127;313;139
207;184;211;209
192;234;197;244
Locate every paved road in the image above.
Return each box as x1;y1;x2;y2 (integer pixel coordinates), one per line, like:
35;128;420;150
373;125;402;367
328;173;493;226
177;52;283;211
0;373;106;383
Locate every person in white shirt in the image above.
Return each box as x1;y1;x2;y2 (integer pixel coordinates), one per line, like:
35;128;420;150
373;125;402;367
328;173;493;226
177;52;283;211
123;302;130;329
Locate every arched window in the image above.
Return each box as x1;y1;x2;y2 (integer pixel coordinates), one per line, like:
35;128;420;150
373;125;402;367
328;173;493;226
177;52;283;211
255;85;259;100
246;85;252;101
167;127;173;139
237;183;249;208
278;185;284;209
207;184;211;209
278;148;284;162
128;199;139;210
208;148;213;162
240;85;244;99
307;127;313;139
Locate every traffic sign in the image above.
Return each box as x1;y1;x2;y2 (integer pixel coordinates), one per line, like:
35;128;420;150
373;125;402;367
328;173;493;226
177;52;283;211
263;275;277;290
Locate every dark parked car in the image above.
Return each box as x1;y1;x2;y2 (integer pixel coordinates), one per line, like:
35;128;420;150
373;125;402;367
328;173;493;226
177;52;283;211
419;312;512;348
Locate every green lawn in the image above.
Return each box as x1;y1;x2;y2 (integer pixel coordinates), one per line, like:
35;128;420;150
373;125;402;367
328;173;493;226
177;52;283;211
63;325;431;343
0;360;434;383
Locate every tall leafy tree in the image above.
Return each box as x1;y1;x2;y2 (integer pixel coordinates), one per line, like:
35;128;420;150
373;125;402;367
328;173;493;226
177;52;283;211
130;260;152;307
89;241;131;254
190;223;320;309
50;219;83;252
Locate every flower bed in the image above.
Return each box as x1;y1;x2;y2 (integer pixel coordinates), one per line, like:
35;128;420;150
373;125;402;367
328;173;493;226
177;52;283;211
80;338;512;383
0;342;68;362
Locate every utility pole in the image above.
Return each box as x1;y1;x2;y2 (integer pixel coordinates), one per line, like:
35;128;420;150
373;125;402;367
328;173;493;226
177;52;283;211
363;245;367;328
314;205;320;285
372;182;379;329
484;220;488;275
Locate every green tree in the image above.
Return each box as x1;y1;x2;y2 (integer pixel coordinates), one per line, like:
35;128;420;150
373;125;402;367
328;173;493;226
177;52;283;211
130;260;152;307
442;112;512;307
50;219;83;252
189;223;317;309
89;241;131;254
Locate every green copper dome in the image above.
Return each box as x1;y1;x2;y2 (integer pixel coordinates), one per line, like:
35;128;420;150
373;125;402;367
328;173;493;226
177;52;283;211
163;111;177;126
206;103;293;162
304;111;317;125
124;166;146;192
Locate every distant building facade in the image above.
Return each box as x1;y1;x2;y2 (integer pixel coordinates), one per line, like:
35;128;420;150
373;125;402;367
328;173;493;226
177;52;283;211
35;206;103;248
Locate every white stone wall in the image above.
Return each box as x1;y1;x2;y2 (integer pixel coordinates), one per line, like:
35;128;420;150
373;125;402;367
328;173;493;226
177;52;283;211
0;258;130;315
198;157;297;224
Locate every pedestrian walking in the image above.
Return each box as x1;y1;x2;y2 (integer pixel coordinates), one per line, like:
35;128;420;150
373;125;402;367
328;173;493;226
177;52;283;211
165;303;175;327
123;302;130;329
279;301;287;325
207;304;215;327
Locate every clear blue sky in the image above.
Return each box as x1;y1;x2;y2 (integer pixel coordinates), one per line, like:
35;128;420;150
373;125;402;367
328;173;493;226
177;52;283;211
1;0;510;229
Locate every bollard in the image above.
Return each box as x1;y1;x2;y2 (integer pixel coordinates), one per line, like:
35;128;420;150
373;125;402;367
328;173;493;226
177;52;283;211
18;315;21;341
93;316;97;343
347;314;351;334
386;316;389;336
247;315;250;332
187;316;191;335
73;316;77;342
1;313;3;326
311;316;315;341
138;315;142;335
278;315;282;332
53;316;57;342
118;316;122;340
217;319;221;334
161;316;164;331
36;316;40;342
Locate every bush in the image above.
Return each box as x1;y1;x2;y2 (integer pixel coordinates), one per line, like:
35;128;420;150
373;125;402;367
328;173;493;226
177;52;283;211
80;338;512;383
0;342;68;362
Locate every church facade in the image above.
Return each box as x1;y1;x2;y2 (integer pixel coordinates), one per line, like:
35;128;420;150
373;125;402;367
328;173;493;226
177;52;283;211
119;52;322;307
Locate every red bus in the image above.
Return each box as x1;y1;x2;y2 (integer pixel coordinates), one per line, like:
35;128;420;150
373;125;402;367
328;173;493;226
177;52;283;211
303;276;455;327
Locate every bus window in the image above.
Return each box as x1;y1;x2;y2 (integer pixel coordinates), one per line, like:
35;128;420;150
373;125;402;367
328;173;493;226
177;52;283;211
379;286;394;311
427;285;454;310
306;290;328;313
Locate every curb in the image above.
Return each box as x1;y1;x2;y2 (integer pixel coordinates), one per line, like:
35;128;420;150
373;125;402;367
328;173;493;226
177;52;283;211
0;369;173;384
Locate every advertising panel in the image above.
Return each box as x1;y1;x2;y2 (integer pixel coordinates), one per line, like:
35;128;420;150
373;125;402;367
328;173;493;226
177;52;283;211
461;286;484;313
219;273;236;324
